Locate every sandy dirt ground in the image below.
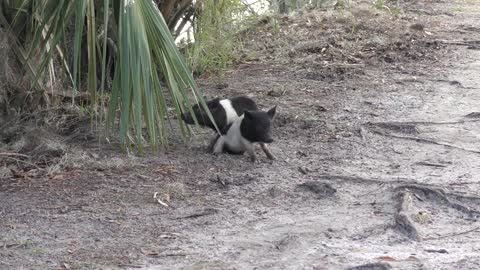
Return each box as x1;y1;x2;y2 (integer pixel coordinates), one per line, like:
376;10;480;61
2;0;480;269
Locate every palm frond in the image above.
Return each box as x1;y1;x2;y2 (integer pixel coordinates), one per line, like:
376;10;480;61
107;0;218;151
10;0;217;151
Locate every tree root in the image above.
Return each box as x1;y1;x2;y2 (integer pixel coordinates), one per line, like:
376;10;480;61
317;174;429;187
423;226;480;241
365;124;480;155
366;119;480;128
395;191;420;241
316;174;480;240
396;184;480;220
393;185;480;240
366;122;419;135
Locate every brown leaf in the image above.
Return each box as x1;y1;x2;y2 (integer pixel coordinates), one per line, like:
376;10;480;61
52;174;65;180
142;250;159;256
376;256;397;261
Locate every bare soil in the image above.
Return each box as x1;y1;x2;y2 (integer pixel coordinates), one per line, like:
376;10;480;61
2;0;480;269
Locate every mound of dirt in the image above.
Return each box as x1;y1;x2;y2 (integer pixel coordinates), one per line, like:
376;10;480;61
244;2;442;79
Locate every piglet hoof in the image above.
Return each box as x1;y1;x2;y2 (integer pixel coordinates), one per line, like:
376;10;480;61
267;154;276;161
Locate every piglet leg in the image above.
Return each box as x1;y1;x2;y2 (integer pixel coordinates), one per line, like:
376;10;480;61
260;143;276;160
213;136;225;154
242;139;257;162
207;134;220;153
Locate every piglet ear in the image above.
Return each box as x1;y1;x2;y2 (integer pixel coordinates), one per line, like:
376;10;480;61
267;106;277;119
244;110;253;119
209;98;220;108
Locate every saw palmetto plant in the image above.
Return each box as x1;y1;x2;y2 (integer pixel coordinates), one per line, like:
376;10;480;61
1;0;216;152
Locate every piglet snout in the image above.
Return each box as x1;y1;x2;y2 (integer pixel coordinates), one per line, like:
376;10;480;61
264;138;274;143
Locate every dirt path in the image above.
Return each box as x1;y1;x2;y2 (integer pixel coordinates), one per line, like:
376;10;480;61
2;1;480;269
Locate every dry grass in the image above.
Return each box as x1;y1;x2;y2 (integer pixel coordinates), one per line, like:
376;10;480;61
0;28;15;116
244;1;436;66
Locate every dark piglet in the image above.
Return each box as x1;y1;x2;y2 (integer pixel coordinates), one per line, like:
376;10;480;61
213;106;277;162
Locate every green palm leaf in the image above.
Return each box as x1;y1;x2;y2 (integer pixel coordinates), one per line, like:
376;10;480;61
10;0;218;152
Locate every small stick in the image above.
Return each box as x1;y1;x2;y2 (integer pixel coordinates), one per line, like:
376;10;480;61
216;175;226;186
1;156;45;171
172;208;217;220
0;152;31;158
415;161;447;168
153;192;169;207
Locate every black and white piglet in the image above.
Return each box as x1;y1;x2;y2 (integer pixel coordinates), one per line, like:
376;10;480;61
182;96;258;151
213;106;277;162
181;96;258;131
181;96;276;161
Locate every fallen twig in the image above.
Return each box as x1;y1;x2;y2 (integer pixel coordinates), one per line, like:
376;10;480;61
348;262;392;270
216;175;226;186
438;40;480;46
117;264;146;269
415;161;447;168
1;156;46;171
172;208;218;220
153;192;169;207
324;63;365;68
0;152;32;158
425;248;448;253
